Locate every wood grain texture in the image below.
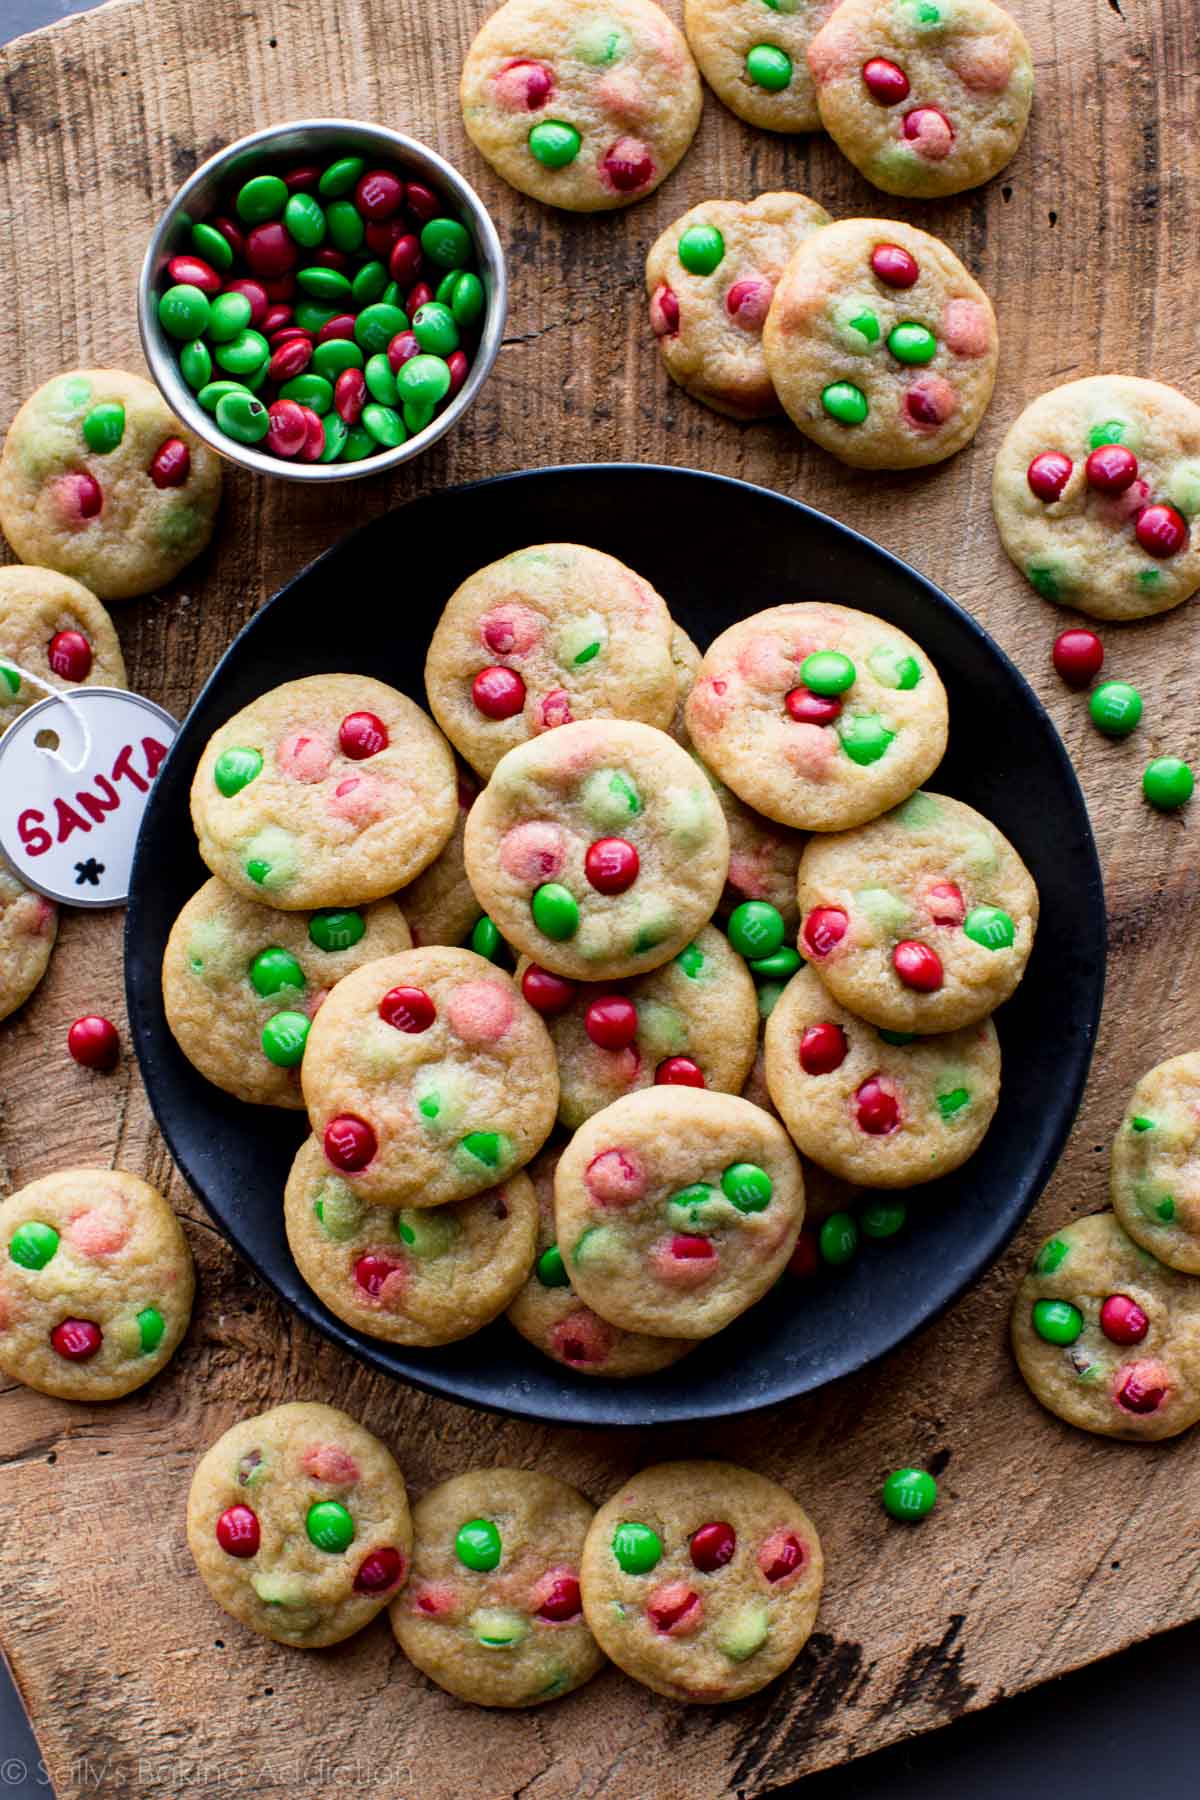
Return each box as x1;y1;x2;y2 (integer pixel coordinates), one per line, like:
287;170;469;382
1;0;1198;1793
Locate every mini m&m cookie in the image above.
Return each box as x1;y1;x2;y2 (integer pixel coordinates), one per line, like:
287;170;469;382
1011;1212;1200;1442
187;1402;412;1646
0;370;222;601
460;0;702;212
507;1145;694;1374
808;0;1034;198
0;1169;194;1401
0;868;57;1023
285;1138;537;1345
796;790;1038;1033
1110;1053;1200;1274
0;566;126;735
190;674;458;909
392;1467;604;1706
684;603;949;832
645;194;832;420
424;543;678;777
464;719;729;982
762;218;998;469
992;377;1200;620
162;879;412;1109
301;947;558;1209
519;924;758;1128
553;1087;805;1338
580;1461;824;1703
684;0;840;132
764;966;1001;1186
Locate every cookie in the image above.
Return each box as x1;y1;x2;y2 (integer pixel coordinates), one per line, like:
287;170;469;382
796;789;1038;1032
0;369;222;601
1110;1053;1200;1274
392;1467;604;1706
187;1402;412;1646
162;878;412;1109
464;719;730;981
399;764;487;948
763;965;1001;1186
285;1136;537;1345
684;0;839;131
425;543;678;778
553;1087;804;1337
0;565;126;736
520;924;758;1127
190;674;458;910
808;0;1034;198
0;869;57;1023
461;0;702;212
703;762;808;932
1011;1211;1200;1442
685;603;948;833
991;376;1200;621
301;947;558;1209
667;625;703;743
0;1169;193;1400
580;1460;823;1703
507;1145;694;1375
762;218;999;469
646;193;832;419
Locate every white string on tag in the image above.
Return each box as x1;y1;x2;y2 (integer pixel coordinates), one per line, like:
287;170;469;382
0;661;93;774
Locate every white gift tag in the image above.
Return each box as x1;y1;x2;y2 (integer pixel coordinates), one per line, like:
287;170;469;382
0;686;178;908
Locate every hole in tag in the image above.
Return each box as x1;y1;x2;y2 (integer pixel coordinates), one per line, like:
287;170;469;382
35;728;60;752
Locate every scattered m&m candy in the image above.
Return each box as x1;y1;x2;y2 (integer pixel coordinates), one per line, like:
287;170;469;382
1143;756;1194;811
1089;680;1143;738
881;1467;937;1521
67;1015;120;1071
1051;628;1103;689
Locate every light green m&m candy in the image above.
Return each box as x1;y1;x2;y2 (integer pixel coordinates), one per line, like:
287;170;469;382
249;946;305;997
306;1499;355;1553
528;121;582;168
532;882;579;940
678;224;725;276
214;390;270;445
207;289;253;344
887;321;937;365
471;1607;528;1648
1032;1298;1083;1345
9;1220;60;1269
213;746;263;796
612;1521;661;1574
721;1162;772;1213
82;401;125;454
745;43;792;88
397;354;452;410
456;1517;502;1571
1143;756;1194;811
802;651;856;695
821;381;868;426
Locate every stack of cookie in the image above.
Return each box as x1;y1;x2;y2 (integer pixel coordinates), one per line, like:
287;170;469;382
163;540;1040;1377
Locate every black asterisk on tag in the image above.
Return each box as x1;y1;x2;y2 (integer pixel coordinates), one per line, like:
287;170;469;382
74;858;105;887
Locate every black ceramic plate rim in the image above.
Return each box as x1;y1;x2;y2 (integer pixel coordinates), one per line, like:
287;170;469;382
126;462;1106;1427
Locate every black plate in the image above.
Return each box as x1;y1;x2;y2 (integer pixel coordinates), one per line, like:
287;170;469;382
126;464;1105;1426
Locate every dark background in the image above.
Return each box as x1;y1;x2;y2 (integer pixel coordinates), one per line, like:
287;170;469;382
1;3;1198;1798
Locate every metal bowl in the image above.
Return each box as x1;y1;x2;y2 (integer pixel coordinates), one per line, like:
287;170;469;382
137;118;507;483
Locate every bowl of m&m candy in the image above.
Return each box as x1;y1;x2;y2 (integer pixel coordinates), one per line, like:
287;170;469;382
138;119;507;480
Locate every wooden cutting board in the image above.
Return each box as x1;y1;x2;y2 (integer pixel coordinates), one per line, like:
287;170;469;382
1;0;1197;1794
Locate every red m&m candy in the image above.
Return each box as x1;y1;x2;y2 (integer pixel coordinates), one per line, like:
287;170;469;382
521;965;577;1014
855;1076;900;1135
785;687;842;726
870;243;919;288
471;666;525;719
67;1015;120;1071
216;1504;260;1558
893;941;943;992
1086;444;1138;494
324;1114;377;1171
48;629;93;682
802;906;848;958
1135;503;1188;558
1027;452;1073;503
584;995;638;1050
1052;628;1103;688
338;711;388;759
690;1521;736;1571
379;986;436;1032
862;57;909;104
534;1572;582;1621
50;1317;102;1361
799;1022;848;1075
354;1547;406;1594
655;1056;705;1087
1100;1294;1149;1345
584;837;639;895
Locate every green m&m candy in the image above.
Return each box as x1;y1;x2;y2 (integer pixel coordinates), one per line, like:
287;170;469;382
207;289;253;343
612;1521;662;1574
746;43;792;88
887;322;937;365
582;768;642;826
364;353;399;405
0;665;19;696
838;713;895;765
678;224;725;275
822;381;868;426
180;339;212;390
820;1212;859;1265
261;1010;310;1068
191;219;234;271
835;303;881;352
214;327;269;376
313;339;364;381
284;192;327;248
1033;1236;1069;1275
1032;1298;1083;1345
532;883;579;940
325;197;365;253
158;283;211;341
297;265;353;303
338;424;376;462
528;121;582;167
1089;680;1142;737
319;415;349;461
881;1467;937;1521
396;1209;458;1257
442;270;485;327
861;1199;906;1239
470;915;503;961
459;1130;508;1169
350;260;389;307
279;373;334;415
306;1499;355;1553
137;1306;165;1354
962;905;1015;951
214;390;270;444
82;402;125;454
675;941;706;979
413;301;460;357
868;645;921;689
727;901;785;959
9;1220;60;1269
196;379;251;415
397;354;452;410
1143;756;1194;810
1131;1116;1155;1133
249;946;305;997
756;981;786;1018
361;403;406;448
421;218;473;269
308;909;365;952
536;1244;570;1287
801;651;856;695
355;303;410;354
748;946;804;981
319;155;366;197
456;1517;502;1571
213;746;263;795
721;1162;773;1213
236;174;287;222
937;1086;970;1119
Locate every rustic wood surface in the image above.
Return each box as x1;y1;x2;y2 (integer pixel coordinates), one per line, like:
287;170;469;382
1;0;1198;1793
